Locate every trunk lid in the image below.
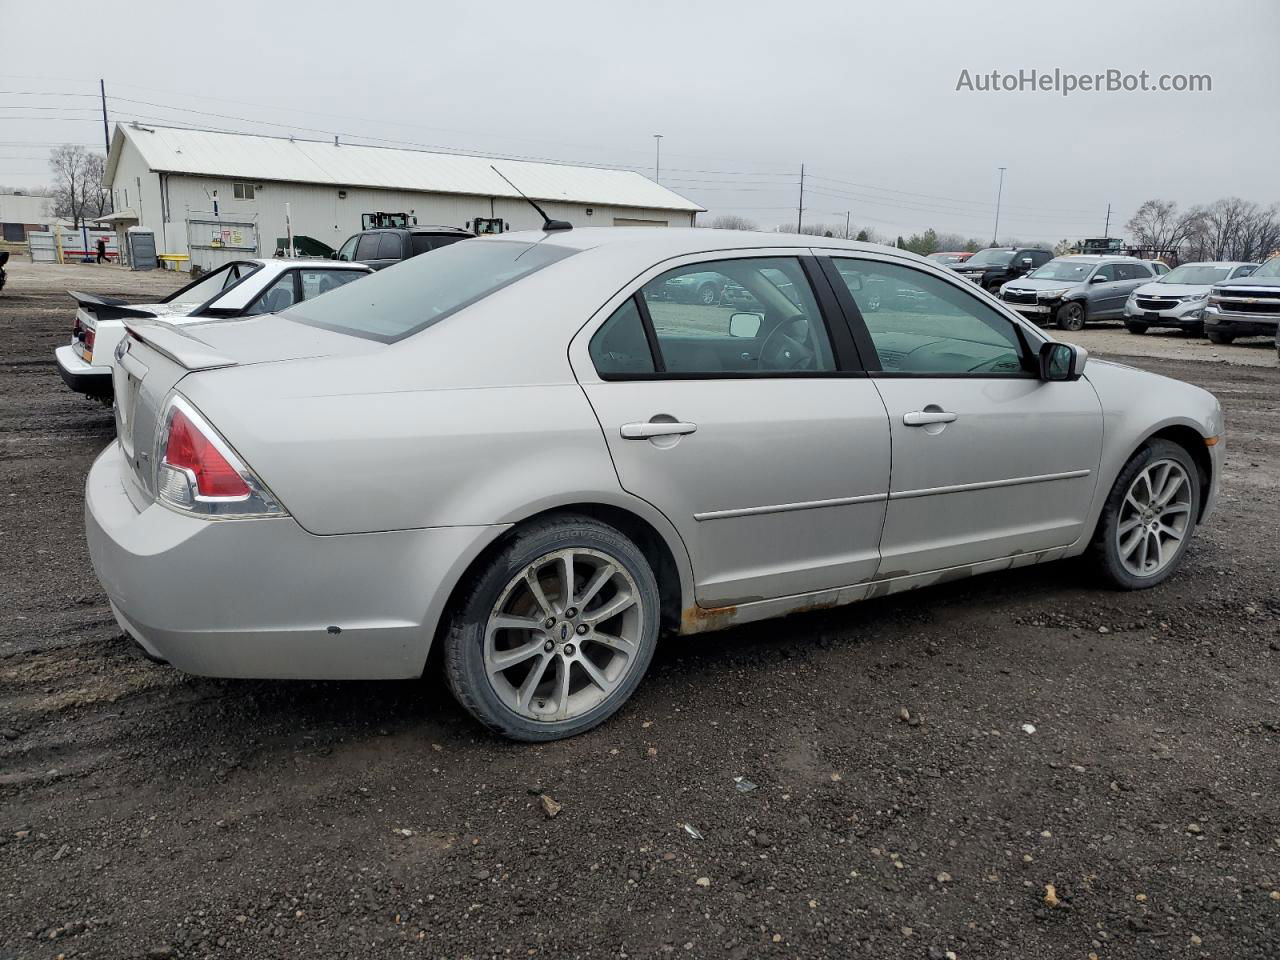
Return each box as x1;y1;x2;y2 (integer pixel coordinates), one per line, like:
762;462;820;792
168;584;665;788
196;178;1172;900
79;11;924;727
113;314;380;499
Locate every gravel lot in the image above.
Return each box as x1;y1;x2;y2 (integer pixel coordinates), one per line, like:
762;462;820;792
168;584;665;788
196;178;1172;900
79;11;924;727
2;260;1278;960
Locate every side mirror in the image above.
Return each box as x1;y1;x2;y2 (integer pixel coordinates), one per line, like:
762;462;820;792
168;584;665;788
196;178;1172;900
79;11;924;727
1039;341;1087;381
728;312;763;339
1088;274;1106;284
329;252;338;260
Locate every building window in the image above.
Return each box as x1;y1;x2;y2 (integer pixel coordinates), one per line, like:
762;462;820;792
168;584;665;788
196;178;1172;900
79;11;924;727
233;182;255;200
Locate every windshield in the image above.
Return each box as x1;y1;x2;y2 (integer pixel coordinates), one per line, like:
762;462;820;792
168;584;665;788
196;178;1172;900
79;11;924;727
1027;259;1095;281
284;239;577;342
1252;256;1280;279
964;249;1015;267
1160;264;1232;285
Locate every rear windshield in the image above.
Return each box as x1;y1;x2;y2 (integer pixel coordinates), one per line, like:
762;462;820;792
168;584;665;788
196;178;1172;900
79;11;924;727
283;239;577;342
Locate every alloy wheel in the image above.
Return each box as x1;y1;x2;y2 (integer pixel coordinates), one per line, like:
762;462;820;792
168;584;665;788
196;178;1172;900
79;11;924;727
1115;458;1193;578
483;548;644;722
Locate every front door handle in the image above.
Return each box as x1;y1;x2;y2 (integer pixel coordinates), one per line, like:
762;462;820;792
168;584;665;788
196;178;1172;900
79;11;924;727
903;410;958;426
620;420;698;439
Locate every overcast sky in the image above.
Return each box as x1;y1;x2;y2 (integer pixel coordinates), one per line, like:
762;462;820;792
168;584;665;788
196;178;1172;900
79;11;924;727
2;0;1277;244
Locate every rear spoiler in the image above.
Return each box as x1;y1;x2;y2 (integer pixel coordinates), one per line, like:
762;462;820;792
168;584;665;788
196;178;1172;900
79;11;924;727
69;290;159;323
122;320;236;371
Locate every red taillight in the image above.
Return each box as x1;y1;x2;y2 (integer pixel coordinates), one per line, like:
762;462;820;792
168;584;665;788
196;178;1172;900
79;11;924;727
163;408;250;498
84;327;96;350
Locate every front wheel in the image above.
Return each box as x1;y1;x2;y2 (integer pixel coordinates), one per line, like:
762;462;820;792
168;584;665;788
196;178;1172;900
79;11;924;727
443;515;660;741
1089;439;1199;590
1055;301;1086;331
698;282;721;305
1124;320;1148;335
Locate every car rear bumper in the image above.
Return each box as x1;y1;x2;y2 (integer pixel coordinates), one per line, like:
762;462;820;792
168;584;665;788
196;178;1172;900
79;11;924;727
55;344;114;398
1203;305;1279;338
85;441;504;679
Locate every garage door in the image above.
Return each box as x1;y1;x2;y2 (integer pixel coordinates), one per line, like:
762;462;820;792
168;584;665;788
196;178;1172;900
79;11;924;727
613;218;669;227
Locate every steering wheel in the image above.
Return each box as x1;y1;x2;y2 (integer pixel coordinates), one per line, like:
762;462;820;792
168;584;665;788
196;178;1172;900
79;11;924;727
757;314;816;371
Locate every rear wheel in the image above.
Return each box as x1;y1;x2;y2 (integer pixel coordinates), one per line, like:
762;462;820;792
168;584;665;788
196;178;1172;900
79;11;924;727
1206;330;1234;345
1055;301;1086;332
1090;439;1199;590
1124;320;1148;335
443;515;660;741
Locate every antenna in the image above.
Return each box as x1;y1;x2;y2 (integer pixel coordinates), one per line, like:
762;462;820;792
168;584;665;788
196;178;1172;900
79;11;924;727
490;165;571;231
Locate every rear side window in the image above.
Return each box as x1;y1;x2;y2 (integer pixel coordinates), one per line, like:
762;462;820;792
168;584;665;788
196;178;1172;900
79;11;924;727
590;299;656;376
285;240;577;342
355;233;381;260
377;233;405;260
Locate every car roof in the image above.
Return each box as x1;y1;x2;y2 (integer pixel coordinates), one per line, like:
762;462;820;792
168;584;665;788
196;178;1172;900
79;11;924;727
1055;254;1140;263
249;257;369;270
486;227;938;265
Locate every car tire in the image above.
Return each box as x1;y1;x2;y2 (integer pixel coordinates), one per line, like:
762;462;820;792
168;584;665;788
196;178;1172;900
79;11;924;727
1055;301;1086;332
1124;320;1148;335
1089;439;1200;590
1185;322;1205;338
442;514;660;742
1206;330;1234;345
698;282;720;305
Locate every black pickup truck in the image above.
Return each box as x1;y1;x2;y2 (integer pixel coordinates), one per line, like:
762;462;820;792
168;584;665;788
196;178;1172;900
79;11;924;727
950;247;1052;292
334;225;472;271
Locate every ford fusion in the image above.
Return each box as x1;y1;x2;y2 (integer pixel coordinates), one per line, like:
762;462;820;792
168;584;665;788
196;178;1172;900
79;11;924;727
86;229;1224;741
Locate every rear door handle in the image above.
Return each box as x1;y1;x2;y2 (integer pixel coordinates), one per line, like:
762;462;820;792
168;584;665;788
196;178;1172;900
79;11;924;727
620;420;698;439
903;410;957;426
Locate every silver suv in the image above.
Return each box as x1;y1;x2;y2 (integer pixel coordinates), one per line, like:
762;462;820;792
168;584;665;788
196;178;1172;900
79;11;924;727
1123;261;1257;336
999;256;1156;331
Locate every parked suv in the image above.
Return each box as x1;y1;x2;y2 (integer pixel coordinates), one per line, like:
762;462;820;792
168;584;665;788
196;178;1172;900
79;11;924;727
1202;254;1280;345
335;225;472;270
998;255;1155;331
1123;261;1257;335
951;247;1052;291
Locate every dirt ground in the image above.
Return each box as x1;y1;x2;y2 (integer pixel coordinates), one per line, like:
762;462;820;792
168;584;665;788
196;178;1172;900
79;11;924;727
1;260;1278;960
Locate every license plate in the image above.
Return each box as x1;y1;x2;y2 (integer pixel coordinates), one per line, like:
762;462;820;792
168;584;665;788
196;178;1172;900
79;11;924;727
1145;312;1161;321
1016;304;1050;314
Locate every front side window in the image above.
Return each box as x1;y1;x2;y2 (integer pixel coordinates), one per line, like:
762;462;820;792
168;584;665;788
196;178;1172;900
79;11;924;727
1230;264;1257;278
1093;264;1118;282
336;236;358;261
831;259;1029;376
355;233;381;261
637;257;836;374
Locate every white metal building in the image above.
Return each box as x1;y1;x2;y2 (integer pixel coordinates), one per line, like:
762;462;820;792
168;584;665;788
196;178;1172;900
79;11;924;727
104;124;703;270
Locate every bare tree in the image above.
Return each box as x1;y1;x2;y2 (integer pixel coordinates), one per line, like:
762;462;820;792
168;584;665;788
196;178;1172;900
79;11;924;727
49;145;111;227
1183;198;1280;262
707;214;759;231
1125;199;1203;257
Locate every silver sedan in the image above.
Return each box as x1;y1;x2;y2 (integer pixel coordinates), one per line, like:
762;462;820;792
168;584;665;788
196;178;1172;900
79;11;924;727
85;229;1224;741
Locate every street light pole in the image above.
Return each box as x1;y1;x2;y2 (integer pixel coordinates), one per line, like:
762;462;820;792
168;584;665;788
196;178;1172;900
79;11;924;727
653;134;663;183
992;166;1007;245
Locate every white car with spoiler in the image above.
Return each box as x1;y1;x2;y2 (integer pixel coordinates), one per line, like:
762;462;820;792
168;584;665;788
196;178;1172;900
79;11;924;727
54;258;371;401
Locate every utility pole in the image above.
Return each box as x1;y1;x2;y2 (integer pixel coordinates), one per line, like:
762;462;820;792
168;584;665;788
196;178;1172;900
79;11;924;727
653;134;662;183
1103;203;1111;239
992;166;1007;245
99;78;110;156
796;163;805;233
844;210;851;239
